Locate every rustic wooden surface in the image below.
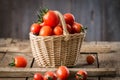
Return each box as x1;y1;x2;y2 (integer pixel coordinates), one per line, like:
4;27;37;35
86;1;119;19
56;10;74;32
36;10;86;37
0;0;120;41
0;38;120;80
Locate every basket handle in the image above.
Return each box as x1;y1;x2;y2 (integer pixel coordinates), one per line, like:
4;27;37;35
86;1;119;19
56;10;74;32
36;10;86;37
54;11;70;41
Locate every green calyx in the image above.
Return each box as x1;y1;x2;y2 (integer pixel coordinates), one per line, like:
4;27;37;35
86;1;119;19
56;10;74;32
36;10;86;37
9;58;15;67
48;77;53;80
37;8;49;24
81;26;87;33
76;74;83;80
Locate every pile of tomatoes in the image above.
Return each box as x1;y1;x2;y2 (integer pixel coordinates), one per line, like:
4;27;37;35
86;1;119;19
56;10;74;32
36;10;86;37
33;66;88;80
30;9;84;36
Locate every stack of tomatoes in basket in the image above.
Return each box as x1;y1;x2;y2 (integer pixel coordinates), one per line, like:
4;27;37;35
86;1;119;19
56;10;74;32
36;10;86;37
30;8;85;36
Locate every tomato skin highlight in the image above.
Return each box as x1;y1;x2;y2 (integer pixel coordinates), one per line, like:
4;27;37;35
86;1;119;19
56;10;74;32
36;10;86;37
44;71;57;80
14;56;27;67
30;23;41;35
56;66;69;80
86;55;95;64
39;26;53;36
34;73;44;80
64;13;75;26
76;70;87;80
43;10;60;28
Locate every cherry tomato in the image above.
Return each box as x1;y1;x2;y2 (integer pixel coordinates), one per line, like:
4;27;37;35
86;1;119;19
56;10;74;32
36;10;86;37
34;73;43;80
64;13;75;26
30;23;41;35
66;24;73;34
56;66;69;80
76;70;87;80
53;25;63;35
86;55;95;64
39;26;53;36
72;22;82;33
44;71;57;80
43;10;60;28
9;56;27;67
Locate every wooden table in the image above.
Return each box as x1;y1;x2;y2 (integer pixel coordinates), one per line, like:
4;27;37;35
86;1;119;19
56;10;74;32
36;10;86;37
0;38;120;80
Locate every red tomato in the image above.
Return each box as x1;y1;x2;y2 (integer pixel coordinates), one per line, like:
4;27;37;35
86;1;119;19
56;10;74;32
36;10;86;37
64;13;75;26
76;70;87;80
39;26;53;36
30;23;41;35
44;71;57;80
34;73;43;80
72;22;82;33
53;25;63;35
43;10;60;28
86;55;95;64
9;56;27;67
66;24;73;34
56;66;69;80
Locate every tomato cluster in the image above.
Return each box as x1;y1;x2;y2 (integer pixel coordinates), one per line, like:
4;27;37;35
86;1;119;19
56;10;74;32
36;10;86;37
33;66;88;80
30;9;84;36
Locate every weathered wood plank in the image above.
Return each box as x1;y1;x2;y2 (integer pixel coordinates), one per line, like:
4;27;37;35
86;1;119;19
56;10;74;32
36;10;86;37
0;52;5;62
0;38;12;52
0;68;116;77
7;39;31;53
98;52;120;80
0;78;26;80
81;42;111;53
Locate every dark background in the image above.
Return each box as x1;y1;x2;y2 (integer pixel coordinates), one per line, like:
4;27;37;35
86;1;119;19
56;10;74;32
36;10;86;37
0;0;120;41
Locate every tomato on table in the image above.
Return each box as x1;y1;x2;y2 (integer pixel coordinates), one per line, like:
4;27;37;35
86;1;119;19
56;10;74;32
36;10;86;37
9;56;27;67
44;71;57;80
76;70;88;80
56;66;70;80
86;55;95;64
34;73;43;80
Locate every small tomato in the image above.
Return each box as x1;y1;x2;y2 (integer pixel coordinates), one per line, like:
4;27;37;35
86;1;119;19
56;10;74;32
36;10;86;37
76;70;87;80
86;55;95;64
30;23;41;35
39;26;53;36
9;56;27;67
56;66;69;80
34;73;43;80
44;71;57;80
64;13;75;26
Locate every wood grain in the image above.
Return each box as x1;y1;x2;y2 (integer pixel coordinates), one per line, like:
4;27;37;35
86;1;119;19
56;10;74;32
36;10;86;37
0;68;116;77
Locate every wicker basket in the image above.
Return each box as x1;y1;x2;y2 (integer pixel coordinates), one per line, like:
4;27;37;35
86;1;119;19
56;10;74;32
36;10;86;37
29;11;86;67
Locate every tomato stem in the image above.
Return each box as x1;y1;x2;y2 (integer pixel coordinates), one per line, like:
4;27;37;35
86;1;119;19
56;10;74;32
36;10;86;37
9;58;15;67
48;77;53;80
76;74;83;80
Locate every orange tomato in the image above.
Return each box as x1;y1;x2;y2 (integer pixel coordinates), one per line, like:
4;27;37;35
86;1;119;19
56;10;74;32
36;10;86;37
39;26;53;36
53;25;63;35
